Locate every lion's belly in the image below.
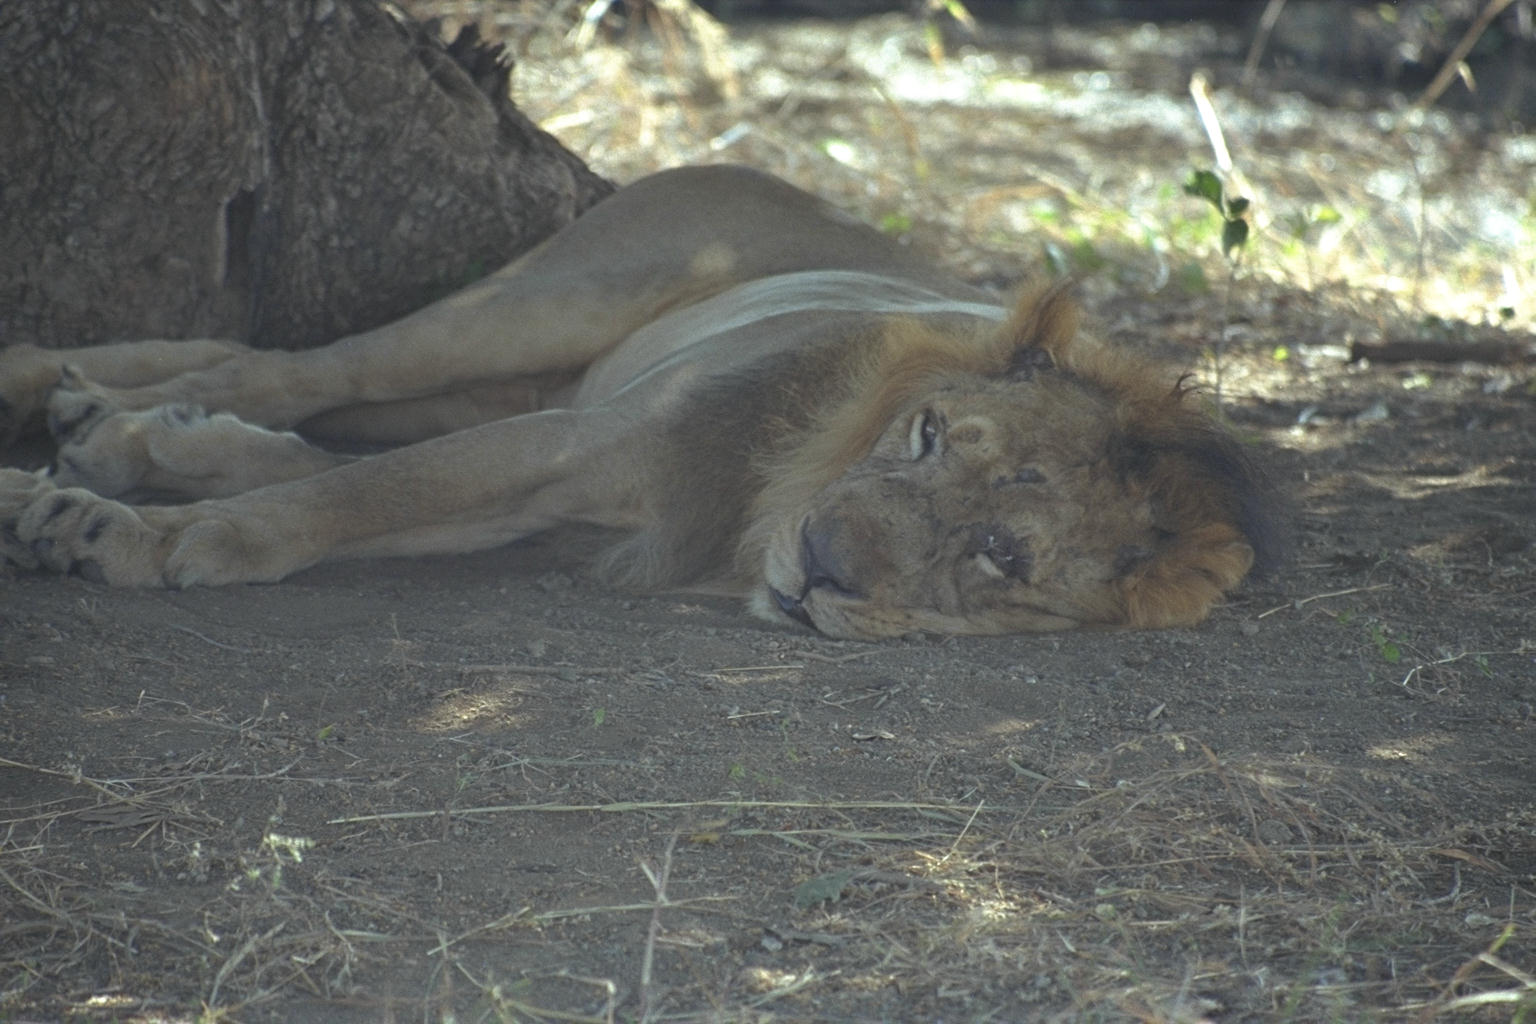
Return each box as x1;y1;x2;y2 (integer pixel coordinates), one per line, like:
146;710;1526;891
570;270;1004;407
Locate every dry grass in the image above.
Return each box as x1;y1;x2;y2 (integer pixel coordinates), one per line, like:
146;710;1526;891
1;762;371;1019
479;4;1532;335
5;736;1530;1019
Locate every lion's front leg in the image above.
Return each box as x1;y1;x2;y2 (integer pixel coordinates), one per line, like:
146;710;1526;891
4;475;307;587
5;406;648;588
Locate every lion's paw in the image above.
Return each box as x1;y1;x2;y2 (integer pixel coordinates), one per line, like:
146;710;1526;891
49;403;210;498
5;476;300;588
45;366;126;445
8;482;175;585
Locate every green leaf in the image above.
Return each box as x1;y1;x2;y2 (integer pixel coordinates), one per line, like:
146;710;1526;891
1225;196;1250;217
1222;218;1250;258
1183;169;1224;209
793;869;855;909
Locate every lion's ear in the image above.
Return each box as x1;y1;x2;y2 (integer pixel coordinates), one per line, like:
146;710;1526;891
1002;280;1079;375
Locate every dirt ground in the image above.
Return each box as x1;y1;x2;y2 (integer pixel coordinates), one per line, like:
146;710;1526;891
3;9;1534;1023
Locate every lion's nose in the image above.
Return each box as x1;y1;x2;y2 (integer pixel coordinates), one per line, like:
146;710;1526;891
801;518;862;597
771;587;817;629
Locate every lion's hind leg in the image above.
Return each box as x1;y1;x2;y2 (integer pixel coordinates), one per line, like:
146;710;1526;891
0;339;247;447
49;391;352;500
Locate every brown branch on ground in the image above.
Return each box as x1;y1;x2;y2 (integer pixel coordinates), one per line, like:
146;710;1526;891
1349;334;1536;365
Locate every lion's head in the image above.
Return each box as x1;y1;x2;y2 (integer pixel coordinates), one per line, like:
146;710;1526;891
747;284;1283;639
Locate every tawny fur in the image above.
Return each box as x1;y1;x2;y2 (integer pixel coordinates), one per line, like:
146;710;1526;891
0;167;1280;639
743;283;1268;633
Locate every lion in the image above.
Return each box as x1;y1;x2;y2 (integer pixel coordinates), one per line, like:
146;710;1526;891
0;165;1282;639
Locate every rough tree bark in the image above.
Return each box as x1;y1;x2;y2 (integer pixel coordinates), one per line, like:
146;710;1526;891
0;0;615;351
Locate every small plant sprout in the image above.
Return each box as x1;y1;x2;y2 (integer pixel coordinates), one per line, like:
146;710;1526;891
1183;168;1253;407
1183;169;1252;262
1369;622;1403;665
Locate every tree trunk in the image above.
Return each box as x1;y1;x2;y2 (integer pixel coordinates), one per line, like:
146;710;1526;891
0;0;615;351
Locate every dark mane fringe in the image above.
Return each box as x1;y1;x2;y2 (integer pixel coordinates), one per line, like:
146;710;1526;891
1029;288;1288;600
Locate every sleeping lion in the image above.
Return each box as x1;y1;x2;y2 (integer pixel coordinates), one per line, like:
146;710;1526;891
0;166;1281;639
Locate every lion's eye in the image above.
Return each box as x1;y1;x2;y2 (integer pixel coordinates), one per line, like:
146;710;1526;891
908;409;940;460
